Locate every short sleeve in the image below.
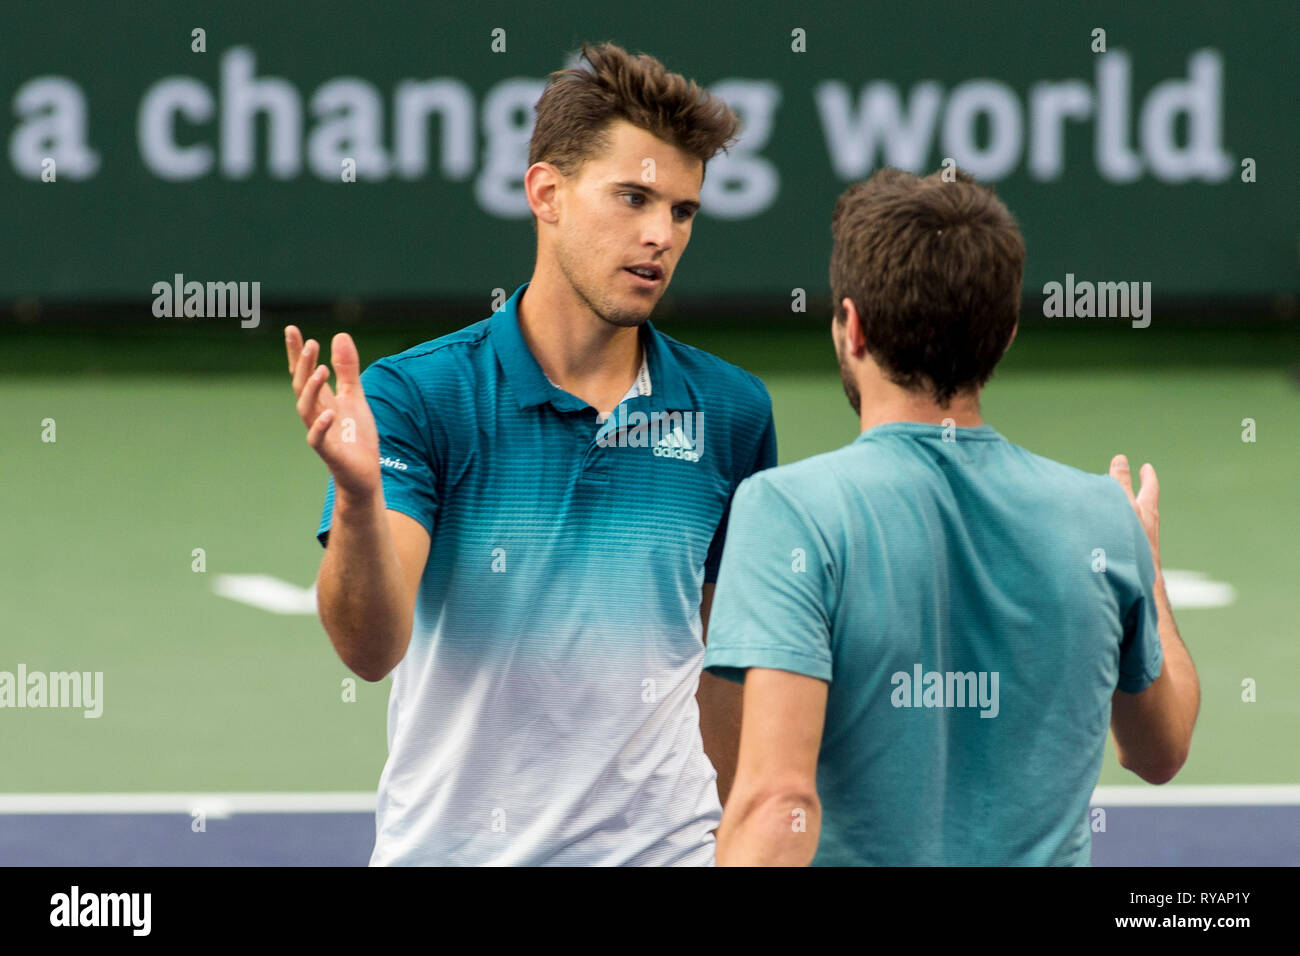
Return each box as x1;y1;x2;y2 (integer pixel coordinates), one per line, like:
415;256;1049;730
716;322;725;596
316;360;439;547
702;473;834;684
704;404;778;582
1115;506;1163;693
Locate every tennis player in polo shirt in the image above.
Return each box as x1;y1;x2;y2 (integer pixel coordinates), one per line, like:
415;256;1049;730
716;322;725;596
703;168;1200;865
283;43;776;865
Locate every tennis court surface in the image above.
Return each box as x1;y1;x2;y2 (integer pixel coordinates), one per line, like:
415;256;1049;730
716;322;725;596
2;322;1296;865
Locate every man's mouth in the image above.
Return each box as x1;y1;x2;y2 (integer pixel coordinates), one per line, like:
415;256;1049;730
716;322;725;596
624;264;664;285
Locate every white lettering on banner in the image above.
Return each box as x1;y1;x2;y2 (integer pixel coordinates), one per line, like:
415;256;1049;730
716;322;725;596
11;46;1234;197
817;49;1232;183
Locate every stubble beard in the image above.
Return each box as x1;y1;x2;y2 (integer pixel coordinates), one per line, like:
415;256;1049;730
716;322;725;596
835;328;862;416
556;237;658;329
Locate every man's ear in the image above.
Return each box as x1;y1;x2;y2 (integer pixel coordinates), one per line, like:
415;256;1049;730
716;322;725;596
842;297;868;355
525;162;562;225
1005;321;1019;353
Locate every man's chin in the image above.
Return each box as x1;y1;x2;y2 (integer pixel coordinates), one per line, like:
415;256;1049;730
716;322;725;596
601;298;657;328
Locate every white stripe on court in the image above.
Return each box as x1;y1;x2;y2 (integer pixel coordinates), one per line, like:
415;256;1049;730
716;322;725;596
0;792;376;815
212;575;317;614
1091;784;1300;806
0;786;1298;815
211;570;1234;615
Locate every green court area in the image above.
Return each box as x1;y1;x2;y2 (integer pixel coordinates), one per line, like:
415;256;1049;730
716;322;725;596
1;320;1296;793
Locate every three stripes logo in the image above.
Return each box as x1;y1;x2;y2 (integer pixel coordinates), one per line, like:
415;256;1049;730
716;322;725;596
652;423;701;462
597;409;703;461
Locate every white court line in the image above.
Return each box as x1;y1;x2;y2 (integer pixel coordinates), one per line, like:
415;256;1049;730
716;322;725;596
1091;785;1300;806
0;786;1298;815
0;792;376;815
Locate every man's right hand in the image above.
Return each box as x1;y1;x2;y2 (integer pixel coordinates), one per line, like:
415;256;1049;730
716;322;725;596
286;326;381;499
1106;452;1199;785
1108;454;1160;568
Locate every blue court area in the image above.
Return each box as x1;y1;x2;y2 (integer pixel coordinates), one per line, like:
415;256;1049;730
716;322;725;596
2;801;1296;866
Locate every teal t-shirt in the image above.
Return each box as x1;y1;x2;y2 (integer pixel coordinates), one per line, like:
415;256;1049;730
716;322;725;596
703;422;1162;866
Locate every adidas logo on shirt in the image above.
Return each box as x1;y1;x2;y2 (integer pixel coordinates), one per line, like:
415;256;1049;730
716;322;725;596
596;409;705;460
653;425;701;462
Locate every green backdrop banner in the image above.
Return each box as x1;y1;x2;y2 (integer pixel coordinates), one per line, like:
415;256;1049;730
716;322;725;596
4;1;1296;303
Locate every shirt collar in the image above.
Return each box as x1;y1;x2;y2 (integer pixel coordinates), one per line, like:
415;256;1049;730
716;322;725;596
594;355;650;423
490;281;692;412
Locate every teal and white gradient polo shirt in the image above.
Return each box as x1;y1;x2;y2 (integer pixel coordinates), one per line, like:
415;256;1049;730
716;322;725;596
317;282;776;865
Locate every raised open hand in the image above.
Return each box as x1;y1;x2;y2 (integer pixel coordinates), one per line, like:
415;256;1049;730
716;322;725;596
1108;454;1160;566
286;326;381;499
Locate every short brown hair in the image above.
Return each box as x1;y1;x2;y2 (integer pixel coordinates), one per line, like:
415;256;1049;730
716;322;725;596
830;167;1026;405
529;42;740;182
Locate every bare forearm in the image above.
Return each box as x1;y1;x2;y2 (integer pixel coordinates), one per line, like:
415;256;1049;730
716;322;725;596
697;672;743;805
317;491;411;680
1113;572;1201;781
716;791;821;866
1151;572;1201;747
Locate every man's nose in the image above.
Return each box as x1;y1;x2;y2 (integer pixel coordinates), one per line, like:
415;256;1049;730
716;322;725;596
642;207;674;248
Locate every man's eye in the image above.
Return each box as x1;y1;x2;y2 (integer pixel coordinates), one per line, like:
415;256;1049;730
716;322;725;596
674;207;695;222
621;193;645;207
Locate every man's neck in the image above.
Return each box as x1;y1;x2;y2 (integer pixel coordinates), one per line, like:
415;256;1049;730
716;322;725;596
858;390;984;433
516;272;644;414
